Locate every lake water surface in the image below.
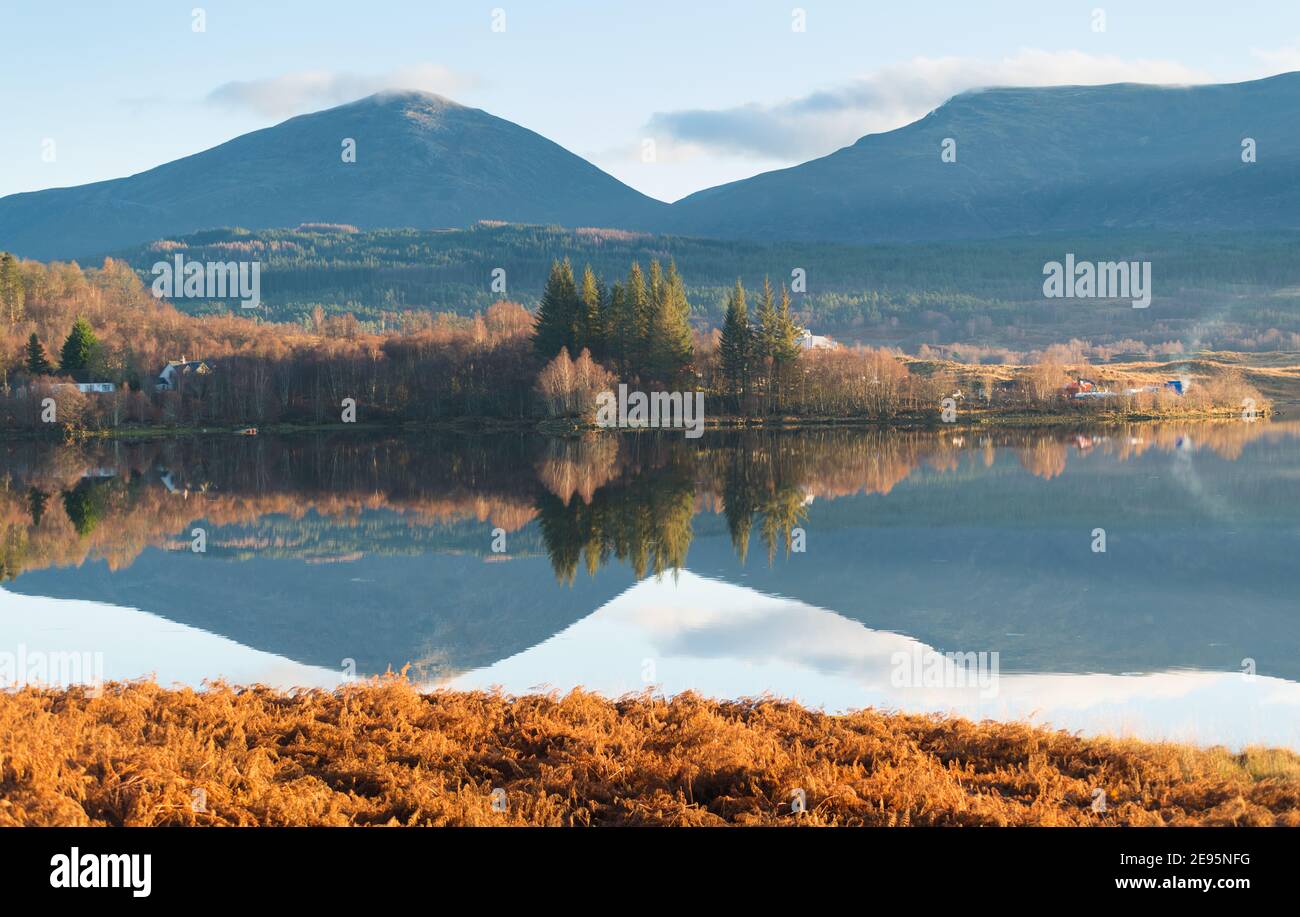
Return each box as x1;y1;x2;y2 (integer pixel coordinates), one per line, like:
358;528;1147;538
2;422;1297;749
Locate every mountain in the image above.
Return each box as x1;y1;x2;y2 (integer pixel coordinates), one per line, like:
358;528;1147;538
663;72;1300;242
6;545;633;678
0;91;668;260
6;74;1300;260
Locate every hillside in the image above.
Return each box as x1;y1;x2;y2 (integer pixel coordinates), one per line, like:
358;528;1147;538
105;223;1300;351
7;75;1300;260
665;73;1300;242
0;91;667;260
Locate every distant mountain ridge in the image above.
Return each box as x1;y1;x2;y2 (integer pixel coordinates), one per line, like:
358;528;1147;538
4;74;1300;259
0;91;668;260
661;73;1300;242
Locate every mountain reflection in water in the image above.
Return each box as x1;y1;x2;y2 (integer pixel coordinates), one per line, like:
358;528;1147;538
1;422;1297;749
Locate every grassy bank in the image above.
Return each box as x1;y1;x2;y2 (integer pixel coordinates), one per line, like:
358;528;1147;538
1;681;1296;827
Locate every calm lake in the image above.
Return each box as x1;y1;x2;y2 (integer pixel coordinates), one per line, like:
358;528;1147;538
2;421;1298;750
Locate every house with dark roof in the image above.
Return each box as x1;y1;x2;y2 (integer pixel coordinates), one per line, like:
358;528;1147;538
156;359;212;392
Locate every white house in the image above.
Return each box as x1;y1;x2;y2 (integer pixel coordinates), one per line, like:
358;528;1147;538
51;381;116;394
796;328;838;351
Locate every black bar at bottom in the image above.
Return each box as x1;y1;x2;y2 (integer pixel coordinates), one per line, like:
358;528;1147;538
0;826;1285;902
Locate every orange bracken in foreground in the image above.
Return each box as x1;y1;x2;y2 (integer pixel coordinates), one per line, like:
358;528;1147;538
0;680;1297;827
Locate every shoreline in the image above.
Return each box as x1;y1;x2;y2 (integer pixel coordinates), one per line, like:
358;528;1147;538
1;681;1296;827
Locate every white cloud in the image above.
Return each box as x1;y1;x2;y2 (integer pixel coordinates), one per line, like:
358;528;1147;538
205;64;480;118
1250;41;1300;73
646;49;1214;161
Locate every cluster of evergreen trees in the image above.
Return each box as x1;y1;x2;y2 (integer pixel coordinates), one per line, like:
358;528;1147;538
533;259;694;384
532;259;803;405
719;277;801;408
22;318;100;381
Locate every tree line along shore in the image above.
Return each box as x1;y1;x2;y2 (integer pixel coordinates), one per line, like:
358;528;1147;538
0;252;1277;435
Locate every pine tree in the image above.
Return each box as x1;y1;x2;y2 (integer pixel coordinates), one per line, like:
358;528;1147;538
606;282;629;375
59;317;99;382
719;279;751;405
647;260;663;311
25;333;54;376
577;264;607;360
774;284;800;363
754;277;778;357
624;262;650;378
770;283;801;409
753;277;779;407
649;260;694;383
533;259;580;360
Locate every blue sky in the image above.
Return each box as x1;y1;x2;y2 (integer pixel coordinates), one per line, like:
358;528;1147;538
3;0;1299;202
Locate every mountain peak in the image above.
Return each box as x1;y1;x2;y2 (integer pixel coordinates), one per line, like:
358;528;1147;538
665;71;1300;243
343;88;467;111
6;73;1300;259
0;91;668;260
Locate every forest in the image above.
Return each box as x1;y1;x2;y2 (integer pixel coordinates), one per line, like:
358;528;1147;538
0;249;1265;434
103;223;1300;352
